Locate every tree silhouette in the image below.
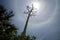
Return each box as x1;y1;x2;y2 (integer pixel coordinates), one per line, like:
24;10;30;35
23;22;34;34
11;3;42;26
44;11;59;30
21;4;36;40
0;5;17;40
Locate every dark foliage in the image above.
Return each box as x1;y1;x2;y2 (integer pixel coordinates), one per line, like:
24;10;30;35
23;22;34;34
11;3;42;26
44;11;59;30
0;5;17;40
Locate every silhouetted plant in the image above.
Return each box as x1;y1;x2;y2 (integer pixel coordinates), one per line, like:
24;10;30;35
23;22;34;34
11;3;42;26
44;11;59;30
0;5;17;40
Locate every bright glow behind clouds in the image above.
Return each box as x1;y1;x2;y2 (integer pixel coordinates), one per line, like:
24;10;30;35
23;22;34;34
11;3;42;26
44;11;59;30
29;1;45;15
31;2;40;11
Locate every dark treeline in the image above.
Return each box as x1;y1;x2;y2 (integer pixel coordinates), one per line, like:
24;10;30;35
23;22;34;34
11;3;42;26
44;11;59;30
0;5;36;40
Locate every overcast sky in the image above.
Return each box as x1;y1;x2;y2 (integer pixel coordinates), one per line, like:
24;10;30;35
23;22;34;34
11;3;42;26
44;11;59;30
0;0;60;40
